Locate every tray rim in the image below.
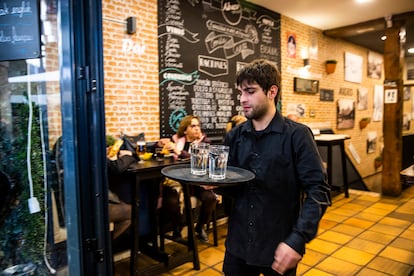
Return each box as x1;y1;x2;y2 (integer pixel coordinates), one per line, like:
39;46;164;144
161;164;255;185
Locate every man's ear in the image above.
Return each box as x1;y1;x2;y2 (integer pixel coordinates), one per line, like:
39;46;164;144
268;85;278;100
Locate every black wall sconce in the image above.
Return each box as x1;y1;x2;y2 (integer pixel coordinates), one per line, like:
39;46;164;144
303;58;310;68
126;17;136;34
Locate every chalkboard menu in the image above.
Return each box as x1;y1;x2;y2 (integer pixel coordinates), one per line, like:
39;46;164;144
0;0;41;61
158;0;280;138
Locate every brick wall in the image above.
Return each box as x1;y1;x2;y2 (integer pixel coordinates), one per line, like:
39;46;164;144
101;2;413;187
102;0;159;140
281;15;389;181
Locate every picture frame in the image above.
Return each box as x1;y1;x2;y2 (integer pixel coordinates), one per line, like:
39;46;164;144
345;52;363;83
320;88;334;101
294;77;319;93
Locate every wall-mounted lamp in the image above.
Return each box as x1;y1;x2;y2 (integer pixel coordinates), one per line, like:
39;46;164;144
126;17;136;34
303;58;310;68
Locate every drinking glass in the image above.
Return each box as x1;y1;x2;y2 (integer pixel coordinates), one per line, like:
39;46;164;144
209;145;229;180
190;142;209;175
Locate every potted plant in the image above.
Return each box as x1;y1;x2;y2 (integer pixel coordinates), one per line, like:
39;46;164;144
359;117;370;130
325;60;337;74
374;155;383;170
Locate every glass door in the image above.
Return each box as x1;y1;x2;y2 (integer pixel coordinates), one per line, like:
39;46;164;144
0;0;111;275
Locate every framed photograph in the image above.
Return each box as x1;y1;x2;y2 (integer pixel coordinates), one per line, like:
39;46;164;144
286;103;306;118
366;132;377;154
373;85;383;121
407;60;414;81
337;99;355;129
345;52;363;83
294;77;319;93
367;51;382;79
287;33;296;58
320;89;334;101
404;85;411;101
403;113;411;131
357;87;368;110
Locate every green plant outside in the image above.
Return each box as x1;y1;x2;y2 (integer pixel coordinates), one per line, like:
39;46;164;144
0;102;47;274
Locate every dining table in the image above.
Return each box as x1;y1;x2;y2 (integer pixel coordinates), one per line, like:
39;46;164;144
314;134;350;197
127;156;195;276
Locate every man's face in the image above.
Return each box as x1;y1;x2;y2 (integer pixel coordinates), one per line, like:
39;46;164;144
237;81;270;120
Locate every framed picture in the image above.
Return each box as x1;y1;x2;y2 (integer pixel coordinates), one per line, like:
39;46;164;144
337;99;355;129
357;87;368;110
287;33;296;58
404;85;411;101
320;89;334;101
373;85;383;122
367;51;382;79
286;103;306;118
294;77;319;93
366;132;377;154
345;52;363;83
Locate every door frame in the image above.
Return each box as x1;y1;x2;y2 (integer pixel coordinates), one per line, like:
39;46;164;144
59;0;111;274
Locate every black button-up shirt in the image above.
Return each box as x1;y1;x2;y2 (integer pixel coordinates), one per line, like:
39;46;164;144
223;112;331;267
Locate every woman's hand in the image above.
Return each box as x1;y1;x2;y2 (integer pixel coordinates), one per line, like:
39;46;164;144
119;150;132;157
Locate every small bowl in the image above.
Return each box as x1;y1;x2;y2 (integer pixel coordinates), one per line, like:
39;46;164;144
139;152;153;161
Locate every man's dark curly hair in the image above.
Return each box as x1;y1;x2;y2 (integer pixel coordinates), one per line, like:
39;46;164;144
236;59;281;105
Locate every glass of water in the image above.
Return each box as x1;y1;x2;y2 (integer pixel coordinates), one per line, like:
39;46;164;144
209;145;229;180
190;142;209;175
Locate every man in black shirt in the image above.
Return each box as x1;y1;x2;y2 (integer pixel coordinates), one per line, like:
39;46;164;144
222;59;331;275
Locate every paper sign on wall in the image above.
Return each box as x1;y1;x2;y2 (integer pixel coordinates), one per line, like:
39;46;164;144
384;89;398;104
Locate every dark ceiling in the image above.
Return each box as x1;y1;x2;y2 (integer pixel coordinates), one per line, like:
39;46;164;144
324;12;414;57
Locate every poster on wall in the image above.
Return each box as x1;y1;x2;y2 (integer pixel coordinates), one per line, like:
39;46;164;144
287;33;296;58
412;90;414;119
345;52;363;83
403;113;411;131
373;85;383;121
320;89;334;102
357;87;368;110
158;0;281;138
366;131;377;154
367;51;382;79
404;85;411;101
286;103;305;118
337;99;355;129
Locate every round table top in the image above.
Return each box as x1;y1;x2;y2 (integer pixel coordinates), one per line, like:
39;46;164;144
161;164;255;186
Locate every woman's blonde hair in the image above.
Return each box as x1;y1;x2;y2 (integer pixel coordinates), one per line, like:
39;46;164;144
225;115;247;133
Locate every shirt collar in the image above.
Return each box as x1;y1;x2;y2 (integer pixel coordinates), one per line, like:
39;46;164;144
240;112;285;135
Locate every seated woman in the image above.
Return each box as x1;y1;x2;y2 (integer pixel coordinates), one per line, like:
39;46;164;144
106;143;136;240
158;115;218;242
106;137;152;241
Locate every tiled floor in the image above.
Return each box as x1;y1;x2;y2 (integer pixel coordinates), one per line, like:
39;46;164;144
115;186;414;275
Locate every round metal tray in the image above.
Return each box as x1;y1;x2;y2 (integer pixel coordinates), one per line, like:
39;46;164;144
161;164;255;186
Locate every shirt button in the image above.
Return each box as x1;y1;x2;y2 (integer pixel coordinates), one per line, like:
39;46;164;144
249;221;253;226
250;204;254;209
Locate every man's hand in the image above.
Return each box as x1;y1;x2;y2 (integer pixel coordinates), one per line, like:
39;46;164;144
201;185;217;190
271;242;302;275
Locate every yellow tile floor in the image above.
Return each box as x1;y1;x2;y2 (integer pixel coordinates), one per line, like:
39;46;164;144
115;185;414;275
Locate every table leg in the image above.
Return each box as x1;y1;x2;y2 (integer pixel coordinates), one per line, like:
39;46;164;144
181;183;200;270
340;141;349;198
131;174;141;276
327;144;333;192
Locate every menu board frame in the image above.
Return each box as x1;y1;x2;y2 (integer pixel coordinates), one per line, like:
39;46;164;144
158;0;281;138
0;0;41;61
